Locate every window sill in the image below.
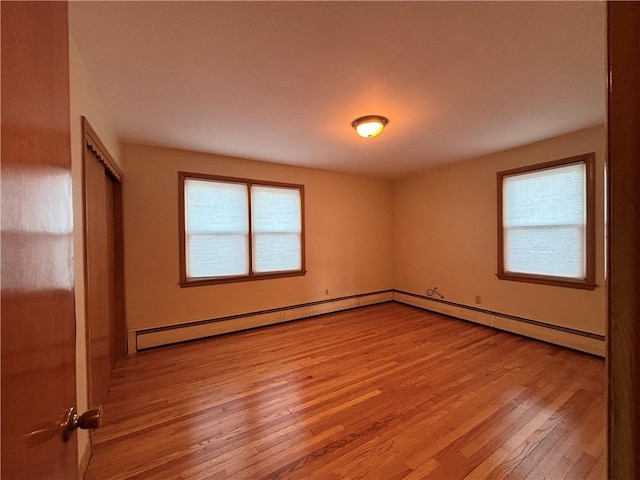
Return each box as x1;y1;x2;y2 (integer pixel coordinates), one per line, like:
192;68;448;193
496;272;597;290
180;270;307;288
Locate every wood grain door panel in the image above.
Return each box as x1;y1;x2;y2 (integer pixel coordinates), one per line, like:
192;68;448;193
85;147;114;407
84;132;125;409
1;2;78;478
607;2;640;477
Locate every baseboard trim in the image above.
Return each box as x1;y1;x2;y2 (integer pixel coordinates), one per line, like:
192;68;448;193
129;288;605;356
131;290;394;352
393;290;605;356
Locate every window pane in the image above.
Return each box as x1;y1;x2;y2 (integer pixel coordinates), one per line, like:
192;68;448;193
253;233;301;272
502;161;587;280
187;234;249;278
251;185;302;273
504;226;585;278
251;186;301;233
185;179;248;234
184;179;249;278
503;163;585;227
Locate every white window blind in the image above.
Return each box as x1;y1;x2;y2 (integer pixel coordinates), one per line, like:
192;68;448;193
502;162;586;279
251;185;302;273
184;179;249;279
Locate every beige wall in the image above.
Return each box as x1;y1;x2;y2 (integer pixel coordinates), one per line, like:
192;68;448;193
69;36;123;476
123;126;605;351
393;125;607;337
122;144;394;331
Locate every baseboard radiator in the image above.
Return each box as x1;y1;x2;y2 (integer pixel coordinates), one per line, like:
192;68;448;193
129;290;394;353
129;289;605;357
393;290;605;357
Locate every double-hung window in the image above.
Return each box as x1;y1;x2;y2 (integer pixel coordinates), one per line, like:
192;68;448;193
179;172;305;286
497;153;595;289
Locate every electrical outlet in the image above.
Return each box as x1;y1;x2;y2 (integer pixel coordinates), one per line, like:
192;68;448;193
475;295;482;304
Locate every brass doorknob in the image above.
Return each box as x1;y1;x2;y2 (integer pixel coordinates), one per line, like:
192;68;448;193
61;406;103;441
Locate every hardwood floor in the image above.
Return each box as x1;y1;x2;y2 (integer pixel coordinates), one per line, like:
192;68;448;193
85;303;605;479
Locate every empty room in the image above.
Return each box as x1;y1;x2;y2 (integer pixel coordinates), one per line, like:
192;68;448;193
2;1;639;480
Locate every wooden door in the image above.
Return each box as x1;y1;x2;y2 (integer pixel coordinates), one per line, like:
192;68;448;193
607;2;640;478
1;2;79;478
83;120;125;409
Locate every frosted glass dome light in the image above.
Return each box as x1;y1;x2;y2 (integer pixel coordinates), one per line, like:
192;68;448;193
351;115;389;138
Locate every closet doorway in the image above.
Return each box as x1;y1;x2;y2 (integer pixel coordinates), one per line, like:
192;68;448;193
83;117;125;408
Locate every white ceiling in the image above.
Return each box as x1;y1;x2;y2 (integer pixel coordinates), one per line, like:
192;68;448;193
69;1;606;180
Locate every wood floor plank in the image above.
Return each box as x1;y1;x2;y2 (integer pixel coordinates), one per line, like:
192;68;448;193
85;303;605;479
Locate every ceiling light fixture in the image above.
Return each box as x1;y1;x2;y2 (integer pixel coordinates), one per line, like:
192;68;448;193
351;115;389;138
